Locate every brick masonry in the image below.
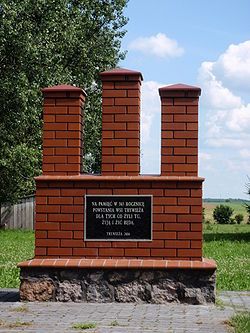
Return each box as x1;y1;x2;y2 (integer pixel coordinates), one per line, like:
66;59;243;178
159;84;201;176
19;68;216;303
100;68;142;176
32;69;204;261
42;85;86;175
35;176;203;260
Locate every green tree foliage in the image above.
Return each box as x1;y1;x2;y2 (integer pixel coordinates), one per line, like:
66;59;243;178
202;207;205;223
0;0;128;206
213;205;234;224
235;214;244;224
245;178;250;223
246;206;250;224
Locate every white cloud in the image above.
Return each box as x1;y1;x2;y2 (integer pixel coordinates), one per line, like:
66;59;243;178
206;137;249;149
226;160;250;173
198;61;242;109
199;152;212;161
140;80;163;174
142;81;162;114
129;33;184;58
213;40;250;90
226;104;250;132
198;40;250;151
239;149;250;159
199;152;214;171
141;81;162;142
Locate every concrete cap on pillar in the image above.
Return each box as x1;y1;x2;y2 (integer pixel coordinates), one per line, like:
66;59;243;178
159;83;201;97
42;84;87;97
100;67;143;81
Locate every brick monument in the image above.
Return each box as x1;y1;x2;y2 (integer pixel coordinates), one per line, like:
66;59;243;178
18;68;216;304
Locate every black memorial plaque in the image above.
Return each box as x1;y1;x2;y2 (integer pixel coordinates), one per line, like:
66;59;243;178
85;195;152;241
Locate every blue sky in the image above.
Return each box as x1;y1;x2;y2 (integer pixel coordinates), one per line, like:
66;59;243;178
119;0;250;199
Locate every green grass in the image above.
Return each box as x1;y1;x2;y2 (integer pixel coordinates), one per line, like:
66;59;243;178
72;322;97;330
0;230;34;288
0;320;32;328
0;225;249;291
203;224;250;290
227;312;250;333
10;305;29;313
215;297;225;309
203;199;249;224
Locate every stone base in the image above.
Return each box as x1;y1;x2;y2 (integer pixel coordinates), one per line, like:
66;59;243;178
20;267;216;304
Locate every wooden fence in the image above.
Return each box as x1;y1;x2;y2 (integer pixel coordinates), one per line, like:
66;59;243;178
0;196;35;230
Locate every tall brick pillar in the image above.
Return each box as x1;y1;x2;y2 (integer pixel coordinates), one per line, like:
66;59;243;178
159;84;201;176
100;68;142;176
42;85;86;175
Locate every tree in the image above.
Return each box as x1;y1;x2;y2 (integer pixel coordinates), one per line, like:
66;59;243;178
213;205;234;224
0;0;128;209
245;177;250;223
235;214;244;224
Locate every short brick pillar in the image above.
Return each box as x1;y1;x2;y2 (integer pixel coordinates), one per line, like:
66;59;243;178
159;84;201;176
100;68;142;176
42;85;86;175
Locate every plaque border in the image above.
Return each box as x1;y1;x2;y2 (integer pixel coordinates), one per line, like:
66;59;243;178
84;195;153;242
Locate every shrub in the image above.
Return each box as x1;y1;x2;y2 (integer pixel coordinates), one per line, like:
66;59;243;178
230;217;236;224
213;205;234;224
245;177;250;223
202;207;206;223
235;214;244;224
245;204;250;223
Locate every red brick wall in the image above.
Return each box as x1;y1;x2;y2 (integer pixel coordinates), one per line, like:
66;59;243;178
100;69;142;176
42;85;86;175
35;177;203;260
159;84;201;176
35;70;203;261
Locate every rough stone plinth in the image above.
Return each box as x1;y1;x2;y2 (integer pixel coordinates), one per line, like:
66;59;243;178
20;279;55;301
20;267;216;304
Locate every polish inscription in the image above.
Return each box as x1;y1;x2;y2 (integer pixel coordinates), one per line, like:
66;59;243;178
85;195;152;241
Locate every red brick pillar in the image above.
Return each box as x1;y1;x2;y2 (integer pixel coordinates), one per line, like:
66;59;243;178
159;84;201;176
100;68;142;176
42;85;86;175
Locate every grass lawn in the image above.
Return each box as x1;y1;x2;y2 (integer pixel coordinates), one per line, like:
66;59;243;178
228;312;250;333
0;230;34;288
203;224;250;290
0;225;249;290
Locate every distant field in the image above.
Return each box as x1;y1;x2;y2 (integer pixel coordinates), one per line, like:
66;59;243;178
203;200;249;224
